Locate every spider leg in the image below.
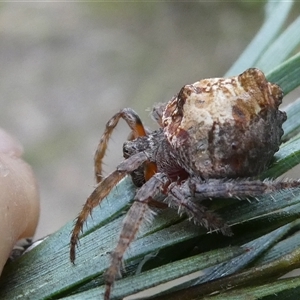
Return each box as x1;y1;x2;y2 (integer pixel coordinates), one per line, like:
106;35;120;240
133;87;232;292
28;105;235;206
70;151;148;263
104;173;169;300
165;183;232;235
189;178;300;200
94;108;147;183
167;177;300;236
151;102;166;127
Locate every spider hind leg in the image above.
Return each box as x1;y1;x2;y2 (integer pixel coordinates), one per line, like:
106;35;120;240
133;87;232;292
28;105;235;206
166;182;232;236
172;177;300;236
189;178;300;200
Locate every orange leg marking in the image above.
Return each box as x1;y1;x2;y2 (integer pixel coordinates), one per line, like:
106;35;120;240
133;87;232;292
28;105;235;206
94;108;147;183
144;162;157;181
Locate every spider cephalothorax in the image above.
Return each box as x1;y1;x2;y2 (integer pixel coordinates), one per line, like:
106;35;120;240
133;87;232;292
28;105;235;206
70;68;299;300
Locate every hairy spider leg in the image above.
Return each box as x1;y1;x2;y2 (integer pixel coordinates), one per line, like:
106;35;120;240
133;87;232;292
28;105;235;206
164;177;300;237
151;102;166;127
104;173;170;300
189;178;300;200
174;177;300;235
94;108;148;183
165;182;232;236
70;151;149;263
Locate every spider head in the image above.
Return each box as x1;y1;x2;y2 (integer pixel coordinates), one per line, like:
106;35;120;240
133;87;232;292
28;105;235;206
161;68;286;178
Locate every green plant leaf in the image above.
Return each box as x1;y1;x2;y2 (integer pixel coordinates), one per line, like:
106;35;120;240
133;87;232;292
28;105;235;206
256;16;300;72
267;51;300;95
225;0;294;76
282;97;300;142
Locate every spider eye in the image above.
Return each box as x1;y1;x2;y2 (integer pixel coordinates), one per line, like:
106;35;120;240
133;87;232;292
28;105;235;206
123;142;131;157
231;142;238;150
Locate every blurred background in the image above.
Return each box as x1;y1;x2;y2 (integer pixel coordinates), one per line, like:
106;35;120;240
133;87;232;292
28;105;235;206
0;2;299;239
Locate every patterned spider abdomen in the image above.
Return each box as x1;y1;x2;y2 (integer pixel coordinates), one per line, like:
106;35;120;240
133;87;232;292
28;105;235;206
162;68;286;179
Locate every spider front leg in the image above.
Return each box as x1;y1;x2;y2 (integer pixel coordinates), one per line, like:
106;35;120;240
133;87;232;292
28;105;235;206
94;108;147;183
104;172;170;300
70;151;149;263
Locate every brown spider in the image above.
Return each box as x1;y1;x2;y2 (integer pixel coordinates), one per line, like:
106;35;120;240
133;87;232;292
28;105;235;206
70;68;300;299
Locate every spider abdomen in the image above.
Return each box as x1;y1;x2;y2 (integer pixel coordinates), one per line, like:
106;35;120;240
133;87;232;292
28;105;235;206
162;68;286;179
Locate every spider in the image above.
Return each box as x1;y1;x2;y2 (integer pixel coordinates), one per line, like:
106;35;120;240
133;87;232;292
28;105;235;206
70;68;300;300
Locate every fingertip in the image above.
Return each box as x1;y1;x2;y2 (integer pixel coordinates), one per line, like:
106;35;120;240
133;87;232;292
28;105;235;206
0;128;24;158
0;155;40;274
0;132;39;274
